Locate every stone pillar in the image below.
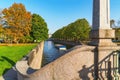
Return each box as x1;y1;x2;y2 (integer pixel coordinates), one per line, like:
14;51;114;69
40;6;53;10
90;0;116;46
91;0;120;79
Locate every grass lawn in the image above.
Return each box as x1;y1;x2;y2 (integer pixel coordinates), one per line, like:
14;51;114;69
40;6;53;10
0;44;37;76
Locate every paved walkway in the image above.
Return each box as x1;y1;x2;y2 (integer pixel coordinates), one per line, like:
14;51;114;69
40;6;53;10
0;66;17;80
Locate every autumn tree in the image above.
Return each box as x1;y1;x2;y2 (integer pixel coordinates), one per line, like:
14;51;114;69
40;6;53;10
2;3;32;43
0;11;5;40
31;14;48;42
0;10;2;25
0;25;4;38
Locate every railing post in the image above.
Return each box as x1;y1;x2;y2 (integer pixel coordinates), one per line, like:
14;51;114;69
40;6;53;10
113;52;119;80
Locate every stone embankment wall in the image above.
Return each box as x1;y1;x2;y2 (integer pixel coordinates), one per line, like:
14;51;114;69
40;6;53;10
16;41;44;80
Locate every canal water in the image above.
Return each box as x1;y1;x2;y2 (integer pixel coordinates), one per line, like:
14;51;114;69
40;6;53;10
42;41;67;66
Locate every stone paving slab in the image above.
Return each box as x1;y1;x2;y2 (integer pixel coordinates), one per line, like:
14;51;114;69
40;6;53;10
0;66;17;80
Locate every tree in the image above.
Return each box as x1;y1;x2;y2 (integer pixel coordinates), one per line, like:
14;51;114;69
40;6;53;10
31;14;48;42
110;19;115;28
52;18;90;43
76;19;90;41
0;25;4;38
0;11;5;40
2;3;32;43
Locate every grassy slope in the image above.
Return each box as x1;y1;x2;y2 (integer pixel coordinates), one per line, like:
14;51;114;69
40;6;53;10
0;44;36;75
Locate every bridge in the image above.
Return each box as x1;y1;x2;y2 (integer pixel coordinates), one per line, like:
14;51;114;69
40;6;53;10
15;0;120;80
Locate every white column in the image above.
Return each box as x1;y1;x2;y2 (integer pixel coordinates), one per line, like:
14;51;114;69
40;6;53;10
92;0;110;30
90;0;116;46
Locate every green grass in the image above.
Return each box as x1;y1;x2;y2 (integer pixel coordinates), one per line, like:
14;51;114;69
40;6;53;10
0;44;37;76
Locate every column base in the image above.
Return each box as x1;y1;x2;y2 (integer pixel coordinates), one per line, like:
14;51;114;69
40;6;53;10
89;39;117;47
89;29;116;47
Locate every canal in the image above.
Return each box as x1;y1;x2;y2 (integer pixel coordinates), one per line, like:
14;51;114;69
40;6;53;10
42;41;69;66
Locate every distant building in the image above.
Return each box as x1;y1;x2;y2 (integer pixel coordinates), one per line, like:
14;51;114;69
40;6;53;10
48;34;52;38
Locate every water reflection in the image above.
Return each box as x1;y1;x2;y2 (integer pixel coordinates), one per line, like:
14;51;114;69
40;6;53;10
42;41;65;66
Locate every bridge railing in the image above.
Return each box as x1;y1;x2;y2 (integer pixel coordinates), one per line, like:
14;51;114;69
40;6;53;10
86;50;120;80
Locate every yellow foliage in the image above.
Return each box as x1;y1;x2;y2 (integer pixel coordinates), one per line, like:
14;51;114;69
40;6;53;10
2;3;32;42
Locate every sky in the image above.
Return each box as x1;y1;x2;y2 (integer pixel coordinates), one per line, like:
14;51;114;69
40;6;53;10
0;0;120;34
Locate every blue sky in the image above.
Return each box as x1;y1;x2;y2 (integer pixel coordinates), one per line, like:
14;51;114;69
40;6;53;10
0;0;120;33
